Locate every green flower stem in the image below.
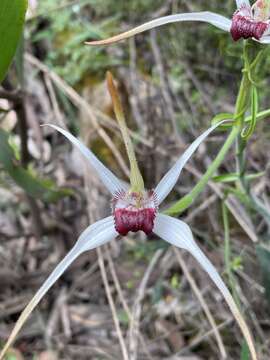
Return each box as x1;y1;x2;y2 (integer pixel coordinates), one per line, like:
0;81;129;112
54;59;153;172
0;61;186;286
165;125;240;215
235;45;270;225
166;44;252;216
245;108;270;124
222;201;240;308
236;43;262;189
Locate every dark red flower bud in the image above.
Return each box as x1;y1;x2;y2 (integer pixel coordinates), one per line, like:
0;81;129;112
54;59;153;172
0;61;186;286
231;14;268;41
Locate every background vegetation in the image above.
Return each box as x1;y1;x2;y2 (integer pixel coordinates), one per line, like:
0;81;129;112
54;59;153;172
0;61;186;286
1;0;270;359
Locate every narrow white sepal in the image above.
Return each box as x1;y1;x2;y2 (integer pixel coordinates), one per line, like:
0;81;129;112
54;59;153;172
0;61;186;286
153;214;257;360
155;121;225;205
43;124;128;195
87;12;231;45
258;34;270;43
236;0;251;9
0;216;117;360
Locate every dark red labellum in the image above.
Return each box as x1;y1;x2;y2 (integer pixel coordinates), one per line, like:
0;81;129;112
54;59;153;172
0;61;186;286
112;190;157;236
114;208;156;235
230;15;268;41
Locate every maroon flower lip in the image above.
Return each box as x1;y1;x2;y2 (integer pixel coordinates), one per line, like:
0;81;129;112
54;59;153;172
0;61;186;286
114;208;156;235
230;14;268;41
112;190;157;236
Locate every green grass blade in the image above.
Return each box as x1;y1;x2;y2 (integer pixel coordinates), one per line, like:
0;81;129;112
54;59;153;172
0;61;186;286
0;0;28;82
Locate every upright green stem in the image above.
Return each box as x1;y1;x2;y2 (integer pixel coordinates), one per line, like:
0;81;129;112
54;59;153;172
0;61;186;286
166;56;250;216
235;45;270;225
166;125;240;215
222;201;241;308
235;43;254;191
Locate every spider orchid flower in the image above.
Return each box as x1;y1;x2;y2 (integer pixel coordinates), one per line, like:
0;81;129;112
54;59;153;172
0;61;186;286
0;73;257;360
85;0;270;45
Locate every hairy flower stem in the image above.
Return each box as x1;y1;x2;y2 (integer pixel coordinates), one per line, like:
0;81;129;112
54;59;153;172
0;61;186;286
166;41;259;216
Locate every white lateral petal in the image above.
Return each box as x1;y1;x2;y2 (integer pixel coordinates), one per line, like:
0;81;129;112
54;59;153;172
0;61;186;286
155;121;225;205
44;124;128;195
153;214;257;360
258;34;270;43
0;217;117;360
236;0;251;9
87;12;231;45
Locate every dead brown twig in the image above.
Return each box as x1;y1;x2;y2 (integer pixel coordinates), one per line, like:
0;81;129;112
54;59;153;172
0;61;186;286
97;247;130;360
128;249;163;360
173;248;227;359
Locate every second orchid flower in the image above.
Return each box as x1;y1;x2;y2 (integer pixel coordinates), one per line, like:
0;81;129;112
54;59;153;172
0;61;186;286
86;0;270;45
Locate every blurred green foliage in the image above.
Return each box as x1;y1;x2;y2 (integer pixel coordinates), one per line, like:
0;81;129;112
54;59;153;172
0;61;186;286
28;0;167;85
256;245;270;305
241;341;250;360
128;240;167;262
27;0;236;86
0;129;72;202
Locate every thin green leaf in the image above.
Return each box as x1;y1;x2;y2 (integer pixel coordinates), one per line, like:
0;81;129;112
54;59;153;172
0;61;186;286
213;172;264;183
241;86;259;139
211;112;234;129
244;108;270;124
241;341;250;360
0;0;28;82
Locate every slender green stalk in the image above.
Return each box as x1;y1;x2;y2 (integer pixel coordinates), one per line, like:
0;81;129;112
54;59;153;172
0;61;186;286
245;108;270;124
236;44;258;191
165;125;240;215
166;42;254;216
222;202;251;359
222;201;241;308
235;45;270;225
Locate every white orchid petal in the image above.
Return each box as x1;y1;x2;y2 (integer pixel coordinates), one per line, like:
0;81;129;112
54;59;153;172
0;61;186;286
258;34;270;43
86;12;231;45
44;124;128;195
78;216;117;251
236;0;251;9
263;26;270;36
155;121;225;205
0;217;117;360
153;214;257;360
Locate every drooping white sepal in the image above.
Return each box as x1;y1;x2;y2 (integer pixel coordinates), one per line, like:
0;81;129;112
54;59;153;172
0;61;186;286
153;213;257;360
86;12;231;45
44;124;128;195
258;34;270;42
155;121;225;205
0;216;117;360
